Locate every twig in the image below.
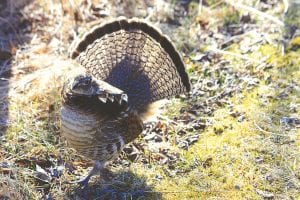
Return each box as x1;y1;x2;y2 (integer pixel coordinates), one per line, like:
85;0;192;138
158;115;178;125
198;0;203;15
224;0;284;27
221;29;257;49
143;188;257;193
207;46;261;64
209;0;224;9
253;121;291;137
283;0;289;14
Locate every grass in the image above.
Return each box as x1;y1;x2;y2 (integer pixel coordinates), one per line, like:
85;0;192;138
128;45;300;199
0;0;299;199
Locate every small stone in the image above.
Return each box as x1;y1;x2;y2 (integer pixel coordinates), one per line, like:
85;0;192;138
155;174;163;181
144;132;156;141
192;121;206;130
186;135;199;145
255;157;264;164
177;129;186;136
237;115;246;122
256;189;274;199
234;185;241;190
154;135;163;142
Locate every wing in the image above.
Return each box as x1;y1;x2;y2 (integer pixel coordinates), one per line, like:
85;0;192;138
71;17;190;111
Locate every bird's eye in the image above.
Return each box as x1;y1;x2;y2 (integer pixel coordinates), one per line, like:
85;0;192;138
83;76;92;85
71;76;92;91
83;80;90;85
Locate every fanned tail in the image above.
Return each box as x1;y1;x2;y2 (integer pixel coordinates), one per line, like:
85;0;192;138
70;17;190;111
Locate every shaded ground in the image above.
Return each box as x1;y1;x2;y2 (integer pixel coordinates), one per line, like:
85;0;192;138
0;0;299;199
0;0;33;136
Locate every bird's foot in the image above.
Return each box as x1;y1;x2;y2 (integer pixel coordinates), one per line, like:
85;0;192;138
69;161;102;189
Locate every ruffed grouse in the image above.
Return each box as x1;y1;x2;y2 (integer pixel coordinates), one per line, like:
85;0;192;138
60;18;190;186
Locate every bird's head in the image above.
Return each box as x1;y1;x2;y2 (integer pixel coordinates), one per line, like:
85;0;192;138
63;74;128;108
69;74;96;96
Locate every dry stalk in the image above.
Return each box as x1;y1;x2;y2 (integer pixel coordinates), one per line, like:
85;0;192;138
224;0;284;26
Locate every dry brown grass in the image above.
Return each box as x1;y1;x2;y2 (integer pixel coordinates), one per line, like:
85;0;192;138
0;0;299;199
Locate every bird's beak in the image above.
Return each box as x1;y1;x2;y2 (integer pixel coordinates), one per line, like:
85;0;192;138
96;89;107;103
120;94;128;104
96;89;128;105
96;88;104;95
98;96;107;103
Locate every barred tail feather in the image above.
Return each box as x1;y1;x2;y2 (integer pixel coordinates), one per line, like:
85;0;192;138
70;17;190;111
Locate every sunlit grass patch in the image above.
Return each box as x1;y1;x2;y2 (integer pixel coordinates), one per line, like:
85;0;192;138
144;83;299;199
139;42;300;199
0;0;299;199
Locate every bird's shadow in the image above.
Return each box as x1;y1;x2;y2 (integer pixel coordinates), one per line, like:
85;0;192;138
67;171;162;200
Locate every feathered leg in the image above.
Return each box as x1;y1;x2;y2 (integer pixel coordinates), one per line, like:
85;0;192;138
73;160;102;188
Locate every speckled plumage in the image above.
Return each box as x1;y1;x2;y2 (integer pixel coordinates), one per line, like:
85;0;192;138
60;17;190;184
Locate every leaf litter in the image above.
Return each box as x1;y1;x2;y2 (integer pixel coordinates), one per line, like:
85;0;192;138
0;0;299;199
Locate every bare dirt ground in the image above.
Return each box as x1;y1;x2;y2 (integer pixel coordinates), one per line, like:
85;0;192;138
0;0;299;199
